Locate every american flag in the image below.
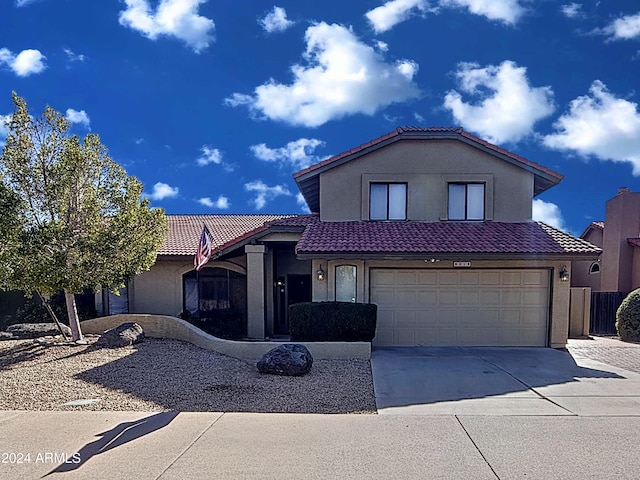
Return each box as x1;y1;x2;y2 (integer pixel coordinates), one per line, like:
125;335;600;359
194;224;213;271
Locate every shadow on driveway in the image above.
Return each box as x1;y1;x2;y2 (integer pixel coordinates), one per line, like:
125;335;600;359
371;347;624;411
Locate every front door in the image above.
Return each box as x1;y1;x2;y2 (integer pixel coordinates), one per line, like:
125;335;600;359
275;274;311;335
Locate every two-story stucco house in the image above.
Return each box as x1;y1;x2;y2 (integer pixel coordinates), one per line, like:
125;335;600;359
108;127;601;348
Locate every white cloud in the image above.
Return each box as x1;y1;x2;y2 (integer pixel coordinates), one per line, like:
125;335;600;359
198;195;230;209
63;48;85;62
244;180;291;210
196;145;222;166
250;138;326;171
15;0;41;6
365;0;434;33
443;60;555;144
259;6;294;33
560;3;582;19
439;0;526;25
599;13;640;41
296;192;311;213
118;0;215;53
225;22;420;128
532;199;567;231
543;80;640;174
65;109;91;129
0;48;46;76
148;182;179;200
0;114;11;147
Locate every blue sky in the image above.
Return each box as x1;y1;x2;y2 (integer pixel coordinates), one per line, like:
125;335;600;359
1;1;640;236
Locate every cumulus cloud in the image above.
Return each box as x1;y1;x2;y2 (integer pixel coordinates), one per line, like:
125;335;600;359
250;138;326;171
439;0;526;25
225;22;420;128
532;199;567;231
148;182;179;200
365;0;435;33
0;48;46;76
259;6;294;33
543;80;640;174
15;0;42;6
598;13;640;41
198;195;230;209
443;60;555;144
65;109;91;129
244;180;291;210
196;145;222;166
118;0;215;53
560;3;582;19
296;192;311;213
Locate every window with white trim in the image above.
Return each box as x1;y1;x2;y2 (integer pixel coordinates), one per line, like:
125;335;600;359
448;183;485;220
370;183;407;220
335;265;357;303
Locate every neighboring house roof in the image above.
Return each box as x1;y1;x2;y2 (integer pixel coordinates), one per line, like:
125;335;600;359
159;214;317;257
580;221;605;239
628;238;640;248
295;221;601;260
293;127;564;213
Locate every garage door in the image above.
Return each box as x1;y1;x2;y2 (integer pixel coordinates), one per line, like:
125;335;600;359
370;269;550;347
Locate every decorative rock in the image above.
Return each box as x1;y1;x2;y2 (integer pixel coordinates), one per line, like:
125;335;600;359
5;323;72;339
95;322;145;348
0;332;15;340
257;344;313;376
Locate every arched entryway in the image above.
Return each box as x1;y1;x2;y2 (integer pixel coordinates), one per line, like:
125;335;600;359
182;267;247;337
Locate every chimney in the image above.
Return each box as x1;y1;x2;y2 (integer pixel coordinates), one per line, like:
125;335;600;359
617;187;630;195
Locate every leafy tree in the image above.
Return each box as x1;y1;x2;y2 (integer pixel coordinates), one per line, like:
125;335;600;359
0;92;167;341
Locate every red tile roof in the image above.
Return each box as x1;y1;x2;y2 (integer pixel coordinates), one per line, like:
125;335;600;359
580;221;605;239
295;221;601;258
628;238;640;248
159;214;301;256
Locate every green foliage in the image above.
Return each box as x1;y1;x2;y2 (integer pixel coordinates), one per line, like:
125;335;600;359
289;302;377;342
0;92;167;340
616;288;640;342
179;309;247;340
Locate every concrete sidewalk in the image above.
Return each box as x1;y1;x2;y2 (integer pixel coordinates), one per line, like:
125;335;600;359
1;410;639;479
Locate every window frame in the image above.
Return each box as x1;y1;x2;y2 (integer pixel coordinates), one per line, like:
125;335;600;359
369;182;408;220
448;182;486;221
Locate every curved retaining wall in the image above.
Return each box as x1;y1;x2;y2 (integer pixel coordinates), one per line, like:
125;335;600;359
80;314;370;361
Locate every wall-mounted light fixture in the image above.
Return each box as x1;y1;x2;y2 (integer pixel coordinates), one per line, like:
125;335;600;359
559;265;569;282
316;266;325;281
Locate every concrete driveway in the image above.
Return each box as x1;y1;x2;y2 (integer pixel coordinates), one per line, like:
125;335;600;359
371;342;640;415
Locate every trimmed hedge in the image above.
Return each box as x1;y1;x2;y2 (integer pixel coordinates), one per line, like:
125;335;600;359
289;302;377;342
616;288;640;342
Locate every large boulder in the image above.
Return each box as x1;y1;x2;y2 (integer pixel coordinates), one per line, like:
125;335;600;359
257;344;313;376
6;323;72;339
95;322;145;348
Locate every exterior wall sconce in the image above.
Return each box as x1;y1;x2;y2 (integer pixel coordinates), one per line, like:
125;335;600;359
559;266;569;282
316;266;325;281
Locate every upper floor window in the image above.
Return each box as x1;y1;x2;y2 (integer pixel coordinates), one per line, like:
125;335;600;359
370;183;407;220
448;183;485;220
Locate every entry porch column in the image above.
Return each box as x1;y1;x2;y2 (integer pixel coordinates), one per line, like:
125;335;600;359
245;244;266;339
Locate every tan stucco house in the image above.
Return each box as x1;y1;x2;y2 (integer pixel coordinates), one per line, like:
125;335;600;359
572;188;640;293
104;127;601;348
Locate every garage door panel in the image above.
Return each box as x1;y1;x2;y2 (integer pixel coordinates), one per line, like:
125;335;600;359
371;268;549;347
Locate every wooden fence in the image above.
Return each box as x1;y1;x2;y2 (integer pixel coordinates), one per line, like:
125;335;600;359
590;291;628;335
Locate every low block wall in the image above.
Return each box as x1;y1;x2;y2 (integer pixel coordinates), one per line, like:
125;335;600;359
81;314;371;361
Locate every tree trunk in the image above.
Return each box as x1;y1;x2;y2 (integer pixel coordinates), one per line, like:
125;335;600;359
64;290;83;342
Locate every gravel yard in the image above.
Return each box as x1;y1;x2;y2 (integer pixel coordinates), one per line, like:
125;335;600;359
0;337;377;414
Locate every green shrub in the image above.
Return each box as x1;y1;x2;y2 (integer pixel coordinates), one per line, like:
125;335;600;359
289;302;377;342
616;288;640;342
179;309;247;340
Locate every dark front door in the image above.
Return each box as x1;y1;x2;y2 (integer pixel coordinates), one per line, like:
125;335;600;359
275;274;311;335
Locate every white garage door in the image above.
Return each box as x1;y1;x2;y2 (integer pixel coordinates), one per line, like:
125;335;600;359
370;269;550;347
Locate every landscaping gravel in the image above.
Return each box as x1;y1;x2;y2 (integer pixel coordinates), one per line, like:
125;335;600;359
0;337;377;414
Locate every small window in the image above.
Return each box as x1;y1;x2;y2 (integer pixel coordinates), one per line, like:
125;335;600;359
448;183;485;220
370;183;407;220
589;262;600;274
335;265;357;303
